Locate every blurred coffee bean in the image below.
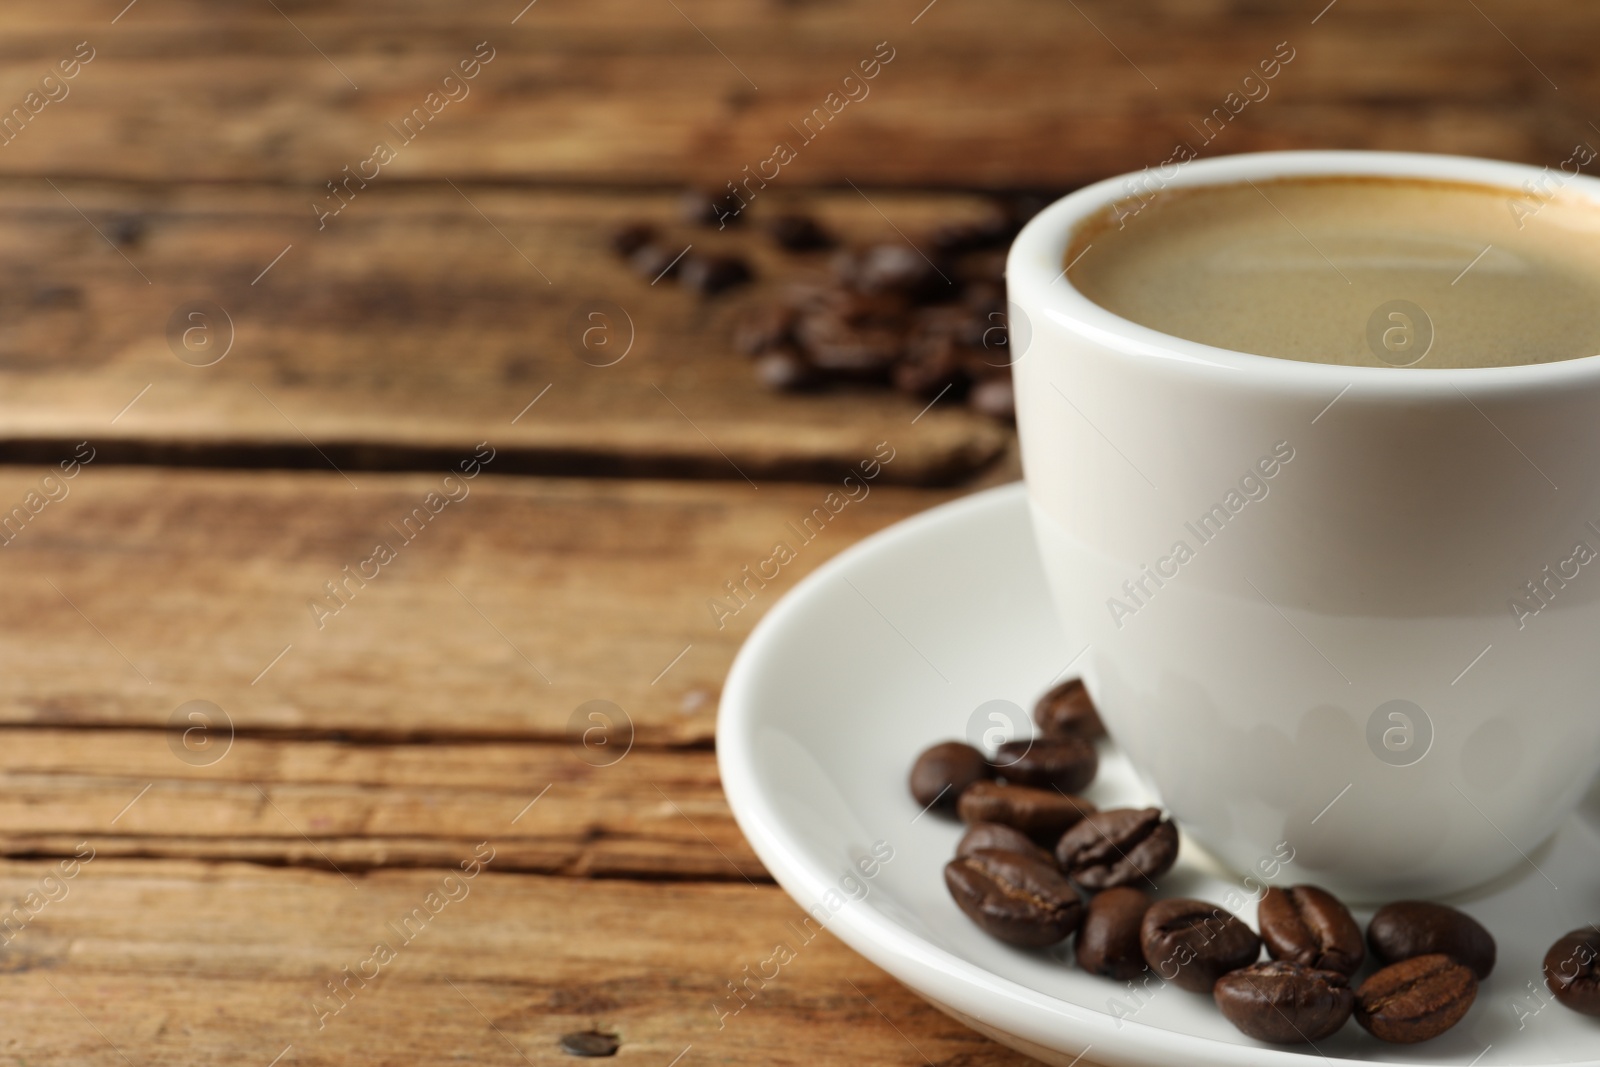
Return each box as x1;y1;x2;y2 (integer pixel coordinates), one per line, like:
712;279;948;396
1055;807;1178;891
1214;961;1354;1044
851;243;951;303
1034;679;1107;740
1141;898;1261;993
681;253;753;296
969;377;1014;421
1259;885;1364;976
735;304;797;356
892;336;970;398
753;347;821;392
795;305;902;380
1544;928;1600;1016
681;188;744;227
629;243;685;281
994;736;1098;793
1076;886;1153;980
1368;901;1496;980
955;821;1056;867
767;212;834;251
1354;954;1476;1044
929;209;1012;256
609;222;657;258
944;848;1084;947
909;741;990;813
956;781;1094;843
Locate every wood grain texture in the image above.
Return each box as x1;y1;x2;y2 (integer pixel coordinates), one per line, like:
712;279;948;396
0;858;1037;1065
0;466;959;743
0;0;1589;187
0;729;764;880
0;181;1007;484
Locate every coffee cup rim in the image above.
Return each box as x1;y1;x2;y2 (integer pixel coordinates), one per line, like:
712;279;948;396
1008;149;1600;392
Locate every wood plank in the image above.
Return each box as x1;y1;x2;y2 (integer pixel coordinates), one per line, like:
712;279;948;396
0;858;1036;1065
0;0;1589;186
0;467;958;743
0;729;763;881
0;181;1007;484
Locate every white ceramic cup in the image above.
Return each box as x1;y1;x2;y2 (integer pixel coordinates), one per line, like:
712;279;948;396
1007;150;1600;900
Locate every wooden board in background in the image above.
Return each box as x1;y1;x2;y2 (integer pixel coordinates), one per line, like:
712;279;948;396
0;467;964;743
0;0;1588;187
0;182;1008;484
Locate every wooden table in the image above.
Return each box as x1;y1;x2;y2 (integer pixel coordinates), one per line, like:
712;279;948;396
0;1;1583;1061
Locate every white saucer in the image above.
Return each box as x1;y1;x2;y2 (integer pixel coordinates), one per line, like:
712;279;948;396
718;482;1600;1067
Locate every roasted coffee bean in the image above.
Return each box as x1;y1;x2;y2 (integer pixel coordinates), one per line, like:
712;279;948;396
766;212;834;251
1140;898;1261;993
1055;807;1178;891
753;347;821;392
1368;901;1496;980
559;1030;621;1057
956;821;1056;866
734;304;796;356
851;243;951;302
994;736;1098;793
628;243;685;281
1033;679;1107;741
1214;961;1353;1044
909;741;990;813
968;377;1014;421
1354;954;1476;1044
1076;886;1152;980
680;188;744;227
1544;928;1600;1016
928;210;1012;256
681;253;753;296
609;222;657;258
1258;885;1364;976
794;308;901;380
944;848;1084;948
956;781;1095;843
892;337;971;398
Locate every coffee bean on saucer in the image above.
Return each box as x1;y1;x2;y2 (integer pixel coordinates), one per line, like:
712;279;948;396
1076;886;1153;980
944;848;1085;948
1055;808;1178;891
1034;679;1107;741
1544;928;1600;1016
681;253;753;296
753;347;821;392
956;781;1095;844
609;221;657;258
1140;898;1261;993
909;741;989;813
1214;961;1354;1044
1258;885;1364;976
1368;901;1496;980
955;821;1056;867
1354;954;1476;1044
993;736;1098;793
766;212;834;251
